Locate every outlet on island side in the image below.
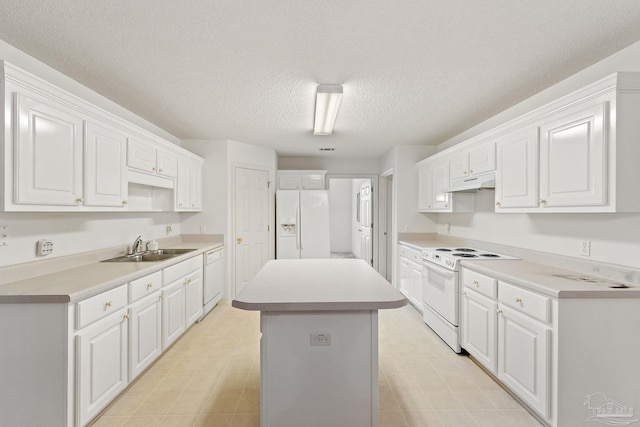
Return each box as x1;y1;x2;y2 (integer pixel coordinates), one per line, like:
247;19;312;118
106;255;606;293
310;333;331;346
579;240;591;257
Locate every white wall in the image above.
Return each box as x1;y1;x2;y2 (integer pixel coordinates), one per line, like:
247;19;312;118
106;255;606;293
433;39;640;269
180;140;228;235
328;179;352;252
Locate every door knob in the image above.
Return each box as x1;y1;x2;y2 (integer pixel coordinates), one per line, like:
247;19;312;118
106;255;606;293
237;237;243;244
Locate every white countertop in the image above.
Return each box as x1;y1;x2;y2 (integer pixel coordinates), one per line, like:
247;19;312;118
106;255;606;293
397;237;640;298
0;239;223;303
232;259;407;311
460;259;640;298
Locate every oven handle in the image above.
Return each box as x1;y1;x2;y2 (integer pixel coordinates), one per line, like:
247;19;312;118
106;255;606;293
421;259;457;278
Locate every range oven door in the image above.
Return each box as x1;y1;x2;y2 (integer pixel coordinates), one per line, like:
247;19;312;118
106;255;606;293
421;261;459;327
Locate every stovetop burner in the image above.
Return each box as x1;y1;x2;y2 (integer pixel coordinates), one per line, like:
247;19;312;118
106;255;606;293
436;248;452;252
479;253;500;257
454;248;477;252
453;253;478;258
421;246;519;270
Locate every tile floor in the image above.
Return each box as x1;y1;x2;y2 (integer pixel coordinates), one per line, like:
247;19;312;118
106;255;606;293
92;302;543;427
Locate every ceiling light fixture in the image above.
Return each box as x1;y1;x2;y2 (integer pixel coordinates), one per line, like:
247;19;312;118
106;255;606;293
314;84;343;135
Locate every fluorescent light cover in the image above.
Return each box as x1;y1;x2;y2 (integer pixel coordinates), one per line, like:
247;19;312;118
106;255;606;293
314;84;343;135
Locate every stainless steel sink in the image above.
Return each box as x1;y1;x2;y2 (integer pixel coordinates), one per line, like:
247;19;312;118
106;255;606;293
102;248;197;262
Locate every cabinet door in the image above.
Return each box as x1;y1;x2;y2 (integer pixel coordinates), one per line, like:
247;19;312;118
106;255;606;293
398;257;410;296
498;306;550;418
176;157;192;210
462;288;497;374
162;280;186;349
495;128;539;209
14;93;84;206
190;162;202;210
449;152;469;181
469;142;496;176
84;121;128;207
185;269;203;327
430;160;451;210
156;148;178;178
408;260;423;312
76;310;128;426
129;293;162;381
539;102;606;207
301;174;325;190
417;165;430;211
278;175;302;190
127;137;156;174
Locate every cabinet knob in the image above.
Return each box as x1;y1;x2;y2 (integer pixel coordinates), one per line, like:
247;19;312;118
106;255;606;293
516;297;523;303
497;309;503;315
495;201;501;206
158;168;163;172
152;167;157;171
159;294;164;300
463;170;468;175
147;283;153;289
122;200;128;206
539;199;547;205
463;291;467;297
237;237;243;244
104;301;112;308
123;314;129;320
75;197;84;204
469;169;473;174
473;280;479;287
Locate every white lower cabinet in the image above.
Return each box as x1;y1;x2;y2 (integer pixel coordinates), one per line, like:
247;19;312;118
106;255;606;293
76;309;128;427
497;303;550;419
128;292;162;381
397;245;423;312
162;279;187;349
462;288;497;374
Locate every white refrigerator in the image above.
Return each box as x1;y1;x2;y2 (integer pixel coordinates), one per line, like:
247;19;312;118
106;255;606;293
276;190;330;259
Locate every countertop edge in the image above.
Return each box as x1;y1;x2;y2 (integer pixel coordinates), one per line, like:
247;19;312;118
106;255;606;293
232;298;408;312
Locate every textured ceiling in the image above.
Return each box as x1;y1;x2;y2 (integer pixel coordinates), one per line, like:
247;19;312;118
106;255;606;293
1;1;640;159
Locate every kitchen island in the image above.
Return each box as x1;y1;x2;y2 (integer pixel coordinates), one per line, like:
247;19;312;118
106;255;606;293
232;259;406;427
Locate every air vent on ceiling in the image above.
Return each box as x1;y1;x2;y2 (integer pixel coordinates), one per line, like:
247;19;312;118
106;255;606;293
319;147;335;151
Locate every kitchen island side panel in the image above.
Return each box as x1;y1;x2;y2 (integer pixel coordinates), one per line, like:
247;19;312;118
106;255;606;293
0;302;71;426
260;310;378;427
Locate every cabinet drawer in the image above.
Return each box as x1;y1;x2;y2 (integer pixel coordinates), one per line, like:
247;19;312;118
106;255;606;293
462;269;497;299
498;281;550;324
77;284;128;329
398;245;422;263
129;271;163;302
163;256;203;285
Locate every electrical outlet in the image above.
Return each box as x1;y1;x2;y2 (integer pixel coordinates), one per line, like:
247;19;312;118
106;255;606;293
310;333;331;346
37;239;54;256
579;240;591;257
0;225;8;246
200;225;207;234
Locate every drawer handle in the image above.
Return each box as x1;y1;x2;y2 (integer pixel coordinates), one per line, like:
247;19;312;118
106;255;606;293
123;314;129;320
147;283;153;289
516;298;523;303
463;292;467;297
104;301;112;308
473;280;479;287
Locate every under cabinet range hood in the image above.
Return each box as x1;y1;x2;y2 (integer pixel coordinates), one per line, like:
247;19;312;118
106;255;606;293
444;172;495;193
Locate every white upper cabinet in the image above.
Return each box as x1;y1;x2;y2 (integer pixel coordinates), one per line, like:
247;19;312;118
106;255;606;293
175;157;203;211
450;141;496;181
495;127;539;210
277;170;326;190
418;157;473;213
539;102;606;208
84;121;128;207
127;137;178;179
2;61;204;212
14;93;84;206
419;72;640;213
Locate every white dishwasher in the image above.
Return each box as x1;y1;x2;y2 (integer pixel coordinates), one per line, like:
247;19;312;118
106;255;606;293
199;246;225;321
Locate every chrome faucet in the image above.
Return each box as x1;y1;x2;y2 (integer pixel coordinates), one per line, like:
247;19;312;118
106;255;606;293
131;235;144;255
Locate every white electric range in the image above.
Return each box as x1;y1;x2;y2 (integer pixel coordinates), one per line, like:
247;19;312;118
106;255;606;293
420;247;518;352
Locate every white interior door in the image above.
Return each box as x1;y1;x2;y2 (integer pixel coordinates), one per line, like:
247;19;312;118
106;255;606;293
359;184;372;265
234;167;270;297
